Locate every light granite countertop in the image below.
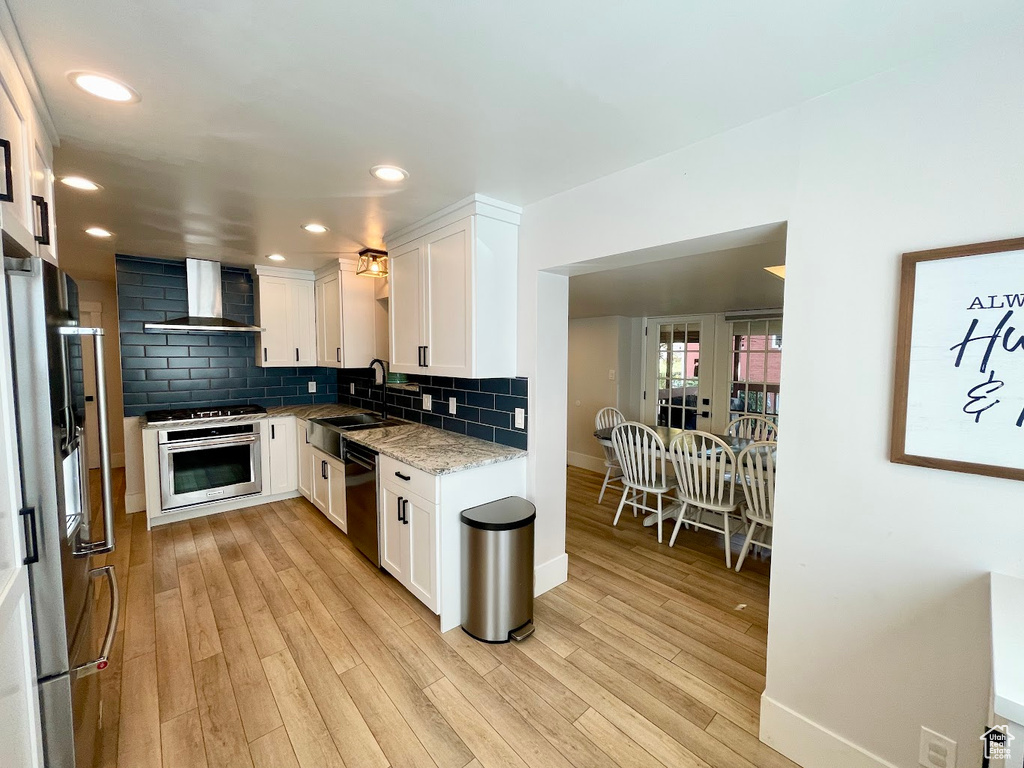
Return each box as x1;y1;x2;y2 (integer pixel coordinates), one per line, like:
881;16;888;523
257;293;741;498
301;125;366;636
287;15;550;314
267;403;368;421
344;423;526;475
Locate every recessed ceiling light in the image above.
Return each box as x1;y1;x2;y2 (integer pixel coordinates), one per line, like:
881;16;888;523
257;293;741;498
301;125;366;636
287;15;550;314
764;265;786;280
370;165;408;182
302;223;328;234
85;227;113;238
61;176;102;191
267;254;286;261
68;71;140;103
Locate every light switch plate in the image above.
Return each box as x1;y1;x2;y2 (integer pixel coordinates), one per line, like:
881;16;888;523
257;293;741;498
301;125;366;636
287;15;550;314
350;382;355;395
422;393;432;410
307;381;317;393
608;369;616;381
919;727;956;768
514;407;526;429
448;397;457;415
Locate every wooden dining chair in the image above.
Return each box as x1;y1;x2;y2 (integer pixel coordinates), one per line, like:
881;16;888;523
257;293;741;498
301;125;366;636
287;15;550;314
734;441;776;572
595;406;625;504
726;415;778;442
668;431;743;567
610;422;673;543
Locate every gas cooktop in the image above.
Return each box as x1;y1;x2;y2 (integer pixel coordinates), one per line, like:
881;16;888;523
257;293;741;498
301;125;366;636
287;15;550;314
144;404;267;424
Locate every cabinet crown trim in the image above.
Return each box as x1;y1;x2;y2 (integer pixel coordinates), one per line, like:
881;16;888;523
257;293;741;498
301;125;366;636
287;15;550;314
314;258;359;279
251;265;316;280
384;194;521;249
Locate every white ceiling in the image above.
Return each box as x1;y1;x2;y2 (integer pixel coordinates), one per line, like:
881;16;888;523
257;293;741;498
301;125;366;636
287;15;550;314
569;235;786;319
8;0;1020;281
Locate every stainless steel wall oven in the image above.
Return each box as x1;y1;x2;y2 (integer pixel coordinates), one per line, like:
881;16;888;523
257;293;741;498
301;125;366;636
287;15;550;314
158;422;262;510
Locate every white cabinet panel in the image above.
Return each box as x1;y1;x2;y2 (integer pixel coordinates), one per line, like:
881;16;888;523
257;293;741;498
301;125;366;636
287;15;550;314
296;420;312;500
0;76;32;248
315;272;342;366
325;455;346;533
256;276;291;365
404;492;437;612
423;222;472;377
0;570;43;768
291;279;316;366
254;269;316;367
379;484;406;584
267;417;297;495
311;450;329;512
388;240;424;372
30;139;55;265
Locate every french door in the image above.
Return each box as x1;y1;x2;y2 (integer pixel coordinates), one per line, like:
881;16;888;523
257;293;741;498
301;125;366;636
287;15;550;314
644;315;717;433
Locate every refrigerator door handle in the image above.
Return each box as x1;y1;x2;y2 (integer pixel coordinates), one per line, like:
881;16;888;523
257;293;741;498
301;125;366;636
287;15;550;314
60;327;115;556
71;565;119;678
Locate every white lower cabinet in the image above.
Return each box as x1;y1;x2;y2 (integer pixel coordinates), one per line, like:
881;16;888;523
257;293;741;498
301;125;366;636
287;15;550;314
379;454;525;630
296;419;312;499
311;447;346;533
267;416;297;495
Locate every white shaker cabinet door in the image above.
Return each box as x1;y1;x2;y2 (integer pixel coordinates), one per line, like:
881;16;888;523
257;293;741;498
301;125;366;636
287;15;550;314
268;417;297;495
315;272;342;367
403;492;437;612
388;240;424;373
378;484;406;584
423;221;472;378
257;277;292;365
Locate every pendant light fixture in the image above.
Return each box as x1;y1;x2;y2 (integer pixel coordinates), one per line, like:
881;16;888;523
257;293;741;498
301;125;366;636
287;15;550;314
356;248;389;277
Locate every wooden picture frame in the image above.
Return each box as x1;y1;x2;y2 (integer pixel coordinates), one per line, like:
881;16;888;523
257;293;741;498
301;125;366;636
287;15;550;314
891;236;1024;481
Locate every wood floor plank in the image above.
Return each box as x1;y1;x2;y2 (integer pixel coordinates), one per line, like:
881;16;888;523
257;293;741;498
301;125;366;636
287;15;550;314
441;624;500;677
193;654;253;768
172;521;200;568
191;516;235;602
161;709;209;768
230;516;298;618
488;639;589;721
261;649;346;768
152;525;179;594
485;665;621;768
218;621;283;743
123;562;156;661
118;651;162;768
208;513;245;565
705;714;800;768
155;588;198;722
129;509;153;567
425;677;528;768
277;612;387;768
178;562;223;662
223;559;287;659
249;727;300;768
341;663;440;768
277;567;361;674
573;707;668;768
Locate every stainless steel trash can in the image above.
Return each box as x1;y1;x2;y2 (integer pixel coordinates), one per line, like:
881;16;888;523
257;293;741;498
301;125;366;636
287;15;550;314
461;496;536;643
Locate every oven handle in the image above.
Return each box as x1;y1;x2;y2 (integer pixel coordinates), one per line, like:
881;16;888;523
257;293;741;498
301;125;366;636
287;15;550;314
162;434;260;452
72;565;119;678
60;327;115;557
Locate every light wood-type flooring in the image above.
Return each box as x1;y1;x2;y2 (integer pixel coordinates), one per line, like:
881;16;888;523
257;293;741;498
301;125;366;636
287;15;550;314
88;464;795;768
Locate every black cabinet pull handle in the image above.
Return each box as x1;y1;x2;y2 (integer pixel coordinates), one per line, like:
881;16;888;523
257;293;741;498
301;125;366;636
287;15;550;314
32;195;50;245
422;346;429;367
0;139;12;203
395;471;410;481
397;495;404;522
402;498;409;525
417;346;422;366
295;347;299;362
20;507;38;565
271;424;276;440
263;348;268;362
321;460;327;479
336;347;341;363
305;428;309;444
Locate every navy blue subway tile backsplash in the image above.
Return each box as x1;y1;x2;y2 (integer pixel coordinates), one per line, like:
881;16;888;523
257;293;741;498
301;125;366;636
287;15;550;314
336;371;528;450
116;255;338;417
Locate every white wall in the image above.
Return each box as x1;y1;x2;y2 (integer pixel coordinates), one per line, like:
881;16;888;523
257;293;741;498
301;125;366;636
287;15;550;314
516;28;1024;768
566;316;630;472
76;279;126;466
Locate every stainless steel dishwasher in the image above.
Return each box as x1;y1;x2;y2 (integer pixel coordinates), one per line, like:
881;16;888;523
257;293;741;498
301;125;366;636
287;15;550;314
343;439;381;567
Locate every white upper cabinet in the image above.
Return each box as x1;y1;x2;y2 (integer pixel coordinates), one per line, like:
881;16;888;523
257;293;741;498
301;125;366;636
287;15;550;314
386;195;520;379
0;13;57;262
253;267;316;367
314;260;378;368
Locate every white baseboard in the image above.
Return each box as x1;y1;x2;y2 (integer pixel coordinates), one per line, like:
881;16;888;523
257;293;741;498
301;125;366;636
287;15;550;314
125;491;146;514
534;552;568;596
567;451;607;474
760;695;900;768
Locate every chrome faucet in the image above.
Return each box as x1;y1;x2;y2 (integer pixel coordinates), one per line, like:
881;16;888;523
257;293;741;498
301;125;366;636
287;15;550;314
368;358;388;420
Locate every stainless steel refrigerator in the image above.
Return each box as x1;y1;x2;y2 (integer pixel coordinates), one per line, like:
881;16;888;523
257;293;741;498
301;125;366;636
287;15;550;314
4;240;119;768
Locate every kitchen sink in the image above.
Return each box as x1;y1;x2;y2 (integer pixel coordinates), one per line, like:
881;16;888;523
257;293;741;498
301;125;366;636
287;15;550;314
316;413;385;429
307;414;406;459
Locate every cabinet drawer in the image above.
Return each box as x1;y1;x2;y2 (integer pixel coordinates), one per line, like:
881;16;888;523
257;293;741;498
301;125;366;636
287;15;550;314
380;454;436;502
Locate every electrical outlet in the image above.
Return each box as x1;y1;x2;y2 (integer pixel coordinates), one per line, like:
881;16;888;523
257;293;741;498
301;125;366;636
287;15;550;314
422;393;432;410
307;381;316;394
918;727;956;768
608;369;616;381
448;397;457;415
514;407;526;429
349;382;355;395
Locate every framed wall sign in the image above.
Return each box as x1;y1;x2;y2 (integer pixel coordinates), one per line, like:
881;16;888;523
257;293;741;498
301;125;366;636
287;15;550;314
891;236;1024;481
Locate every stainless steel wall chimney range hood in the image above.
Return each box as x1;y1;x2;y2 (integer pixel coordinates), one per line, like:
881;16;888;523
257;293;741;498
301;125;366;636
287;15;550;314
144;258;263;333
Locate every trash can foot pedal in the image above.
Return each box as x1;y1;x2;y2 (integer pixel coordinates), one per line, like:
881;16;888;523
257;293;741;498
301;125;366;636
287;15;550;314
509;622;535;642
